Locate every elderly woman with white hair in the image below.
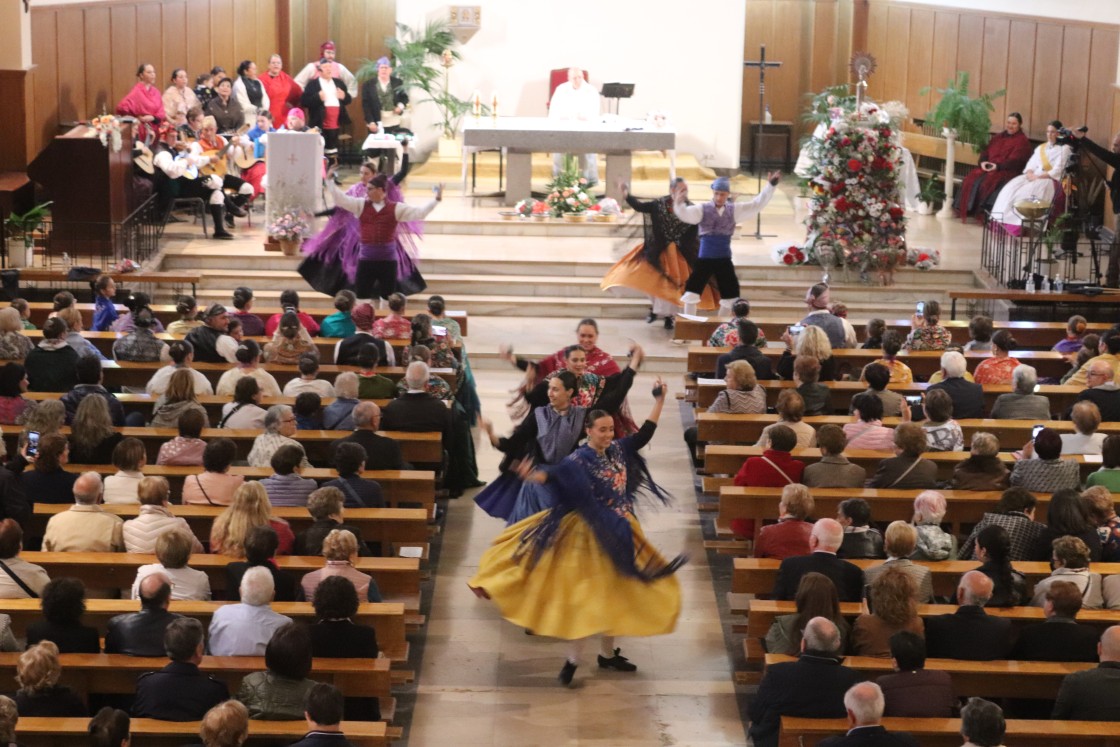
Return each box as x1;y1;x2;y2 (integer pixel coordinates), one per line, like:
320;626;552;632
911;490;958;561
322;371;360;431
951;432;1010;491
1059;401;1106;455
0;308;32;360
927;351;985;419
246;404;310;469
990;364;1051;420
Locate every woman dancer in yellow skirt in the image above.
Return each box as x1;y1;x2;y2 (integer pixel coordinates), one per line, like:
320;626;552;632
469;378;685;686
601;180;718;330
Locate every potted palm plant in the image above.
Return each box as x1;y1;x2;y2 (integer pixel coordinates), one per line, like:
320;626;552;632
916;177;944;215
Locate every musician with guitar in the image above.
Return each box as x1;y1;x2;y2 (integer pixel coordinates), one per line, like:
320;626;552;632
134;125;207;223
190;116;254;240
239;111;275;197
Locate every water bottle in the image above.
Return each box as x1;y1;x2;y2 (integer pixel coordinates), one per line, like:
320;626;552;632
1054;274;1064;294
764;105;773;125
61;252;70;269
1025;275;1035;293
1041;275;1050;293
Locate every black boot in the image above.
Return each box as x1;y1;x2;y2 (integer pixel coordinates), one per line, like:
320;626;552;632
209;205;233;240
225;194;247;218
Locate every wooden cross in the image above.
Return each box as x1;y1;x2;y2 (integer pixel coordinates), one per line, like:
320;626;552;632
742;44;783;239
743;45;783;98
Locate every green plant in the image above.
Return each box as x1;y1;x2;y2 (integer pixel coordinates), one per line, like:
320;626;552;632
358;20;483;140
1042;212;1077;252
917;177;945;205
4;202;51;246
545;156;594;217
801;85;855;127
920;72;1005;147
796;177;812;198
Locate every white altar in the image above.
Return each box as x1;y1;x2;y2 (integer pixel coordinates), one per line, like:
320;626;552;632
266;131;323;224
461;117;676;205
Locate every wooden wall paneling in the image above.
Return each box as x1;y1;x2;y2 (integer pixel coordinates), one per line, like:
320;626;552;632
904;9;935;120
0;71;31;171
1029;24;1063;136
1004;20;1037;135
741;0;773;128
953;14;983;95
881;5;911;105
135;4;164;82
160;2;187;86
770;1;806;129
1085;28;1120;145
55;8;86;124
809;0;838;96
185;3;211;86
337;0;369;141
83;8;112;118
31;9;59;156
864;1;888;63
851;0;868;57
928;11;960;112
232;0;257;73
303;0;330;68
1057;26;1090;135
209;0;236;79
258;0;280;60
286;0;305;69
110;5;138;107
979;18;1010;128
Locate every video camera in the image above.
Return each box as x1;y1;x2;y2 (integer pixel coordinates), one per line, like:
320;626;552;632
1056;125;1089;147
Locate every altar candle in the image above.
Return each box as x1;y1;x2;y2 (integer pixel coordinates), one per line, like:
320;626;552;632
472;91;481;117
490;92;499;118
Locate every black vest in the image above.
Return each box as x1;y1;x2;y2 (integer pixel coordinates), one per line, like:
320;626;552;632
336;333;388;367
185;325;223;363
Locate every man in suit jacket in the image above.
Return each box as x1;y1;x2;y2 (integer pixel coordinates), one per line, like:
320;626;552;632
381;362;452;447
1052;624;1120;720
876;631;955;718
749;617;864;747
104;574;181;657
925;571;1012;660
928;351;984;419
960;697;1007;747
132;617;228;721
772;518;865;602
714;320;775;380
1012;580;1101;662
818;682;919;746
329;401;405;471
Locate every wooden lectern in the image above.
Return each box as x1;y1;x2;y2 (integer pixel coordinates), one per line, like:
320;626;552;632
27;122;135;258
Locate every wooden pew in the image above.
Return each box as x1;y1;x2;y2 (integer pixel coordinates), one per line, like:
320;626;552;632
0;598;410;663
702;446;1102;487
47;465;436;514
30;504;430;558
17;269;202;295
7;718;392;747
686;345;1071;379
22;552;422;611
715;487;1042;546
779;716;1119;747
14;300;467;335
1;427;443;467
765;652;1088;699
948;289;1120;320
18;329;460;362
697;414;1105;447
731;557;1113;599
674;316;1101;349
97;360;459;393
689;380;1084;414
0;651;391;702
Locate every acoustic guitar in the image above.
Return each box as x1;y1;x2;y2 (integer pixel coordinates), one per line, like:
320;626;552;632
133;142;198;180
233;126;320;171
199;124;251;178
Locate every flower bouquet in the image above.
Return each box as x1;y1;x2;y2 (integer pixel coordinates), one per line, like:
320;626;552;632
591;197;620;222
772;243;806;266
906;248;941;271
91;115;123;152
268;209;312;256
514;198;539;217
546;155;594;219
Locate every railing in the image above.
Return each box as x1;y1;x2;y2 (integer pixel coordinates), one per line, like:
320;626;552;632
32;194;161;268
981;211;1106;290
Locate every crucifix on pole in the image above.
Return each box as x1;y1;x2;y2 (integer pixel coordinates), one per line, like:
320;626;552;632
743;44;782;240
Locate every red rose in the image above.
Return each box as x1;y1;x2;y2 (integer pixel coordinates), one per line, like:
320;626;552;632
831;183;844;195
841;137;851;146
918;253;930;262
847;159;862;171
888;207;904;219
783;254;795;265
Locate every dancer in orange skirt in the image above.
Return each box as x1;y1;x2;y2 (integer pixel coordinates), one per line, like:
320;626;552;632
601;180;717;329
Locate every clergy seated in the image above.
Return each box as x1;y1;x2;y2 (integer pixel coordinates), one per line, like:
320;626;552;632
956;112;1032;221
991;120;1072;234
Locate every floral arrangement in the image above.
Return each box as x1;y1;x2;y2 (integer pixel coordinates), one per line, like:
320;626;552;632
776;101;911;284
545;155;593;217
772;244;807;266
90;114;123;152
267;209;311;242
515;198;548;218
907;247;941;271
592;197;621;215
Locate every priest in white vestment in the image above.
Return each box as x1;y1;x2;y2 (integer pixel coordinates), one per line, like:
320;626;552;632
991;121;1071;233
549;67;601;183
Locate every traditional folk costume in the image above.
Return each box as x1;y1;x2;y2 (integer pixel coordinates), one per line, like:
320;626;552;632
116;81;166;144
511;347;638;436
677;176;776;316
601;191;716;326
204;95;245;135
260;68;303;124
360;58;412;173
300;75;352;169
298;155;413;297
162;85;200;129
991;141;1071;234
239;122;274;198
320;177;434;302
477;369;636;524
293;42;359;98
957;129;1032;222
188;132;254;240
469;420;684;681
232;75;270;128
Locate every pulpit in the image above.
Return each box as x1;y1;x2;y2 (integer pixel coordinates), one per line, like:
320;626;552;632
27;122;135;258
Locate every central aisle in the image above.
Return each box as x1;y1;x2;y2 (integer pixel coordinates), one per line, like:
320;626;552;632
407;369;745;746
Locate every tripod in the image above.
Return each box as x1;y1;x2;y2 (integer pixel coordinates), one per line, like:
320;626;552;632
1055;143;1109;284
743;45;782;240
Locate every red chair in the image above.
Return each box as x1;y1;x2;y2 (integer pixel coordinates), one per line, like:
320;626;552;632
548;68;589;109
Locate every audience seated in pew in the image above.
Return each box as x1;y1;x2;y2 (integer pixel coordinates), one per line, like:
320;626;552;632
911;491;957;561
850;567;923;659
915;388;963;452
867;423;937;491
927;351;984;420
265;311;319;366
836;498;884;560
212;482;295;556
714;320;774;381
104;438;148;504
322;372;361;431
844;393;896;451
764;572;851;656
990;364;1050;420
237;621;317;720
752;484;814;559
62;355;127;426
969;525;1027;608
113;307;169;363
151;369;211;430
69;396;125;464
355;344;396;401
756;390;816;449
89;706;130;747
1058;401;1107;455
294;392;324;430
1072;358;1120;422
146;340;214;397
260;445;319;507
950;432;1010;491
284;354;337;398
863;522;933;603
324;441;387;509
0;363;35;426
795;357;830;417
217;339;281;398
133;617;229;721
1032;488;1103;562
1013;579;1102;662
291;682;361;746
924;571;1011;660
0;308;32;361
219;377;268;430
131;530;211;601
24;318;78;393
802;425;865;489
337;303;394;368
226;526;298;603
247;405;310;470
106;573;181;656
1051;624;1120;721
1011;427;1081;495
1066;329;1120;389
26;577;100;653
958;487;1045;560
157;409;207;466
300;529;381;603
14;640;87;717
42;472;124;553
1084;486;1120;561
876;631;955;718
777;325;836;383
815;681;919;747
854;363;903;418
772;519;864;603
183;438;244;506
735;424;805;491
197;700;250;747
123;476;204;554
310;576;381;722
0;520;47;601
294;487;373;558
208;566;292;656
